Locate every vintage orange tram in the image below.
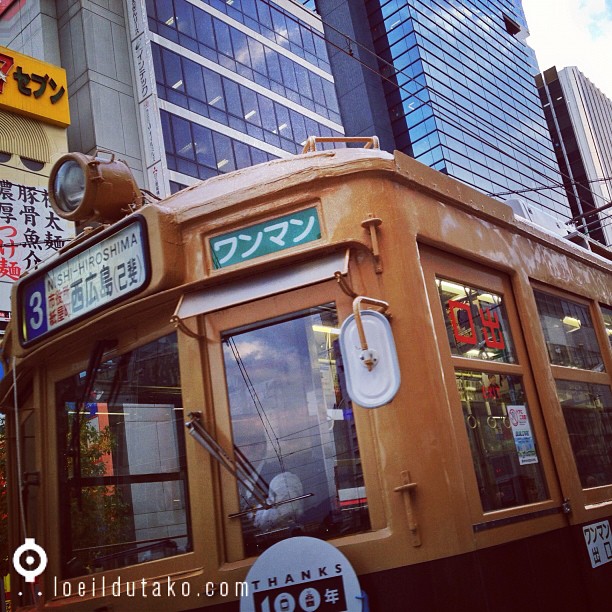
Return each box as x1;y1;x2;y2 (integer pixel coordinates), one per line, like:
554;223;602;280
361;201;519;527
1;138;611;611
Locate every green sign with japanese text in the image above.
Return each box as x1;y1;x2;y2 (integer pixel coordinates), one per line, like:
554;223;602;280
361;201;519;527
210;207;321;269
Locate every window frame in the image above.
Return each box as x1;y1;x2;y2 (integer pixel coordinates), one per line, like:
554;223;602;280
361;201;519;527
202;280;382;562
53;332;192;578
533;286;609;378
532;284;612;506
422;246;563;528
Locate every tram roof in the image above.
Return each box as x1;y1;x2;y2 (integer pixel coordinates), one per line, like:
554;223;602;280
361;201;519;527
157;147;611;269
158;147;397;222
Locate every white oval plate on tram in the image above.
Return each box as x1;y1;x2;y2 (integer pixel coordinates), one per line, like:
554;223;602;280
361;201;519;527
339;310;401;409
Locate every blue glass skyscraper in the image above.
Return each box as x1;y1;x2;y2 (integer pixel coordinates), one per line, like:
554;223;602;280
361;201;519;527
317;0;571;220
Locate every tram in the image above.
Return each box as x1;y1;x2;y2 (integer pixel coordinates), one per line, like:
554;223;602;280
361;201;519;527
1;137;611;611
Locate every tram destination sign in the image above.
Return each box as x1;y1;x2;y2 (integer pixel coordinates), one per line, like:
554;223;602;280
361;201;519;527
18;216;150;346
210;207;321;269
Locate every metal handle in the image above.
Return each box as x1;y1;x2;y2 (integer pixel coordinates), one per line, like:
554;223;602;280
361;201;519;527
301;135;380;153
352;296;390;371
394;471;421;547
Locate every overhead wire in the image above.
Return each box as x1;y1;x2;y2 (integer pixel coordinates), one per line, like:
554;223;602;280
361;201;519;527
225;337;286;473
273;0;612;240
491;174;612;198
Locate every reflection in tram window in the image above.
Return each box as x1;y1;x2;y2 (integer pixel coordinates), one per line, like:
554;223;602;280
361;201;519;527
222;303;369;556
436;278;517;363
556;381;612;488
56;334;191;577
455;370;549;512
602;305;612;350
534;291;605;371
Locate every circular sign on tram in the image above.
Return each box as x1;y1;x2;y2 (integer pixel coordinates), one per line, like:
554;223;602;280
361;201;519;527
240;537;363;612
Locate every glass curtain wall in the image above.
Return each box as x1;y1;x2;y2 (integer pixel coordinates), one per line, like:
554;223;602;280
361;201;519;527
364;0;570;220
146;0;344;189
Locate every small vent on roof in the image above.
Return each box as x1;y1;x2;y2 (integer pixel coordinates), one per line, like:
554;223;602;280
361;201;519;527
506;198;574;237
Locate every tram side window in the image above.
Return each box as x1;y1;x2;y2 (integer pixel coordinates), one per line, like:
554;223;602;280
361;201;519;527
534;291;612;488
56;333;191;577
222;303;370;557
437;278;549;512
436;278;517;363
534;291;604;370
555;382;612;487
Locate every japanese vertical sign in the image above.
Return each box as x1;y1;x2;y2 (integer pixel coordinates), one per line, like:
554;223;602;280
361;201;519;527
127;0;167;197
210;207;321;268
507;405;538;465
0;45;69;127
583;520;612;569
0;179;73;311
18;217;150;346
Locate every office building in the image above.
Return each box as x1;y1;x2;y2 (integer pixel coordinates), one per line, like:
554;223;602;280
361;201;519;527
536;66;612;246
316;0;572;223
1;0;344;198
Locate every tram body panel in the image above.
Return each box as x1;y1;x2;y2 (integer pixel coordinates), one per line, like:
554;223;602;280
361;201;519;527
2;148;611;611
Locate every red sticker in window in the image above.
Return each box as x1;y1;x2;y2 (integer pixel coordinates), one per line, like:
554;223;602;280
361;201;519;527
480;306;506;350
448;300;477;345
448;300;506;351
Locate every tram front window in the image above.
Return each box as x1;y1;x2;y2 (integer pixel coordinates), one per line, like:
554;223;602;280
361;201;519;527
222;303;369;556
56;333;191;577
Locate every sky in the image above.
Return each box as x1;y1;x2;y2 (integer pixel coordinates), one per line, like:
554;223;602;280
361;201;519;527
522;0;612;99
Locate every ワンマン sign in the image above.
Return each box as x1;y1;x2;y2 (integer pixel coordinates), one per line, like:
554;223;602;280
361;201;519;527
0;45;69;127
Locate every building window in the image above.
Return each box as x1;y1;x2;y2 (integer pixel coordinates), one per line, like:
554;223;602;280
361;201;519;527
20;157;45;171
56;334;191;577
221;303;369;556
534;290;612;488
502;14;521;37
169;180;187;194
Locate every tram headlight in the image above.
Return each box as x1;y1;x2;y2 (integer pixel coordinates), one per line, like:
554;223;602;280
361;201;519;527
49;151;142;223
52;159;86;213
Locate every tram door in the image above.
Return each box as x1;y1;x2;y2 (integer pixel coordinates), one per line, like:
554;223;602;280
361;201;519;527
203;278;376;563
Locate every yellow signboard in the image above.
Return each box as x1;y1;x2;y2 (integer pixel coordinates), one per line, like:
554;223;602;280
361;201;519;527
0;45;69;127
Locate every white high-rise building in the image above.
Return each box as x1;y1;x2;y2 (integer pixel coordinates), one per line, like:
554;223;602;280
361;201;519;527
537;66;612;246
